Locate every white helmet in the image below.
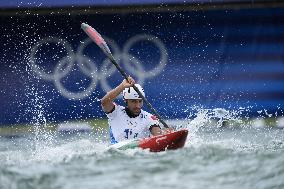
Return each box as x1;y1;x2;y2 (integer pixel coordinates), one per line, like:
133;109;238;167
123;84;145;99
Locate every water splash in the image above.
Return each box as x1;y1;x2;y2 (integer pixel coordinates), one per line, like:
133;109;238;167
21;63;57;158
168;105;284;150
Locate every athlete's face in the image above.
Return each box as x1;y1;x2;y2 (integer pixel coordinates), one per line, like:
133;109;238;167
126;99;143;115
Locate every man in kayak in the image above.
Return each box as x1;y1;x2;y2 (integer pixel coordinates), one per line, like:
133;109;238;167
101;77;163;144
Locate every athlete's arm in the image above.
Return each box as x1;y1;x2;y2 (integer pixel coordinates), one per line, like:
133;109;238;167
101;77;135;113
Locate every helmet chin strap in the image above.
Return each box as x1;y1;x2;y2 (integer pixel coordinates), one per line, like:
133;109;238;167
124;99;128;106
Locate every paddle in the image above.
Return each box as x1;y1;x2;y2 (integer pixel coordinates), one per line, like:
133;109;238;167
81;23;170;128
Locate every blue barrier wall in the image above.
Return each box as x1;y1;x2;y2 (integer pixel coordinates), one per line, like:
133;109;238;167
0;0;245;8
0;7;284;125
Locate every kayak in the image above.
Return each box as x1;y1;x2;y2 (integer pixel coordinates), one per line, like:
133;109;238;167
111;129;188;152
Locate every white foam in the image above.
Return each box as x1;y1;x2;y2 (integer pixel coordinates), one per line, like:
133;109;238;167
57;122;92;132
276;117;284;128
251;118;266;128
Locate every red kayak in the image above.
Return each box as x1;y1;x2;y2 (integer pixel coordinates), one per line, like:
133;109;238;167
113;129;188;152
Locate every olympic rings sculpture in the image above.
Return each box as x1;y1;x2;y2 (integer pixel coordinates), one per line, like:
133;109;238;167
29;34;168;100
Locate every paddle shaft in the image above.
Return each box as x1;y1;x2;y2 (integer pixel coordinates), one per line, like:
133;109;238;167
106;54;169;128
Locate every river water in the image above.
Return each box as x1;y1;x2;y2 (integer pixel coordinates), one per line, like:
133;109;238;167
0;123;284;189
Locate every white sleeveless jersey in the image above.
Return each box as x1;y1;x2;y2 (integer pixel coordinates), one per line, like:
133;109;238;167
107;104;160;144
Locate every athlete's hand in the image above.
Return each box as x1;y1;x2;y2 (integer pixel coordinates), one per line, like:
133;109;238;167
163;127;174;134
121;76;135;88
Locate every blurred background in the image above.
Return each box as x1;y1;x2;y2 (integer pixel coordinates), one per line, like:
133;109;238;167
0;0;284;134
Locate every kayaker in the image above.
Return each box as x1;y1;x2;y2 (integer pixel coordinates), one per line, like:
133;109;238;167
101;76;163;144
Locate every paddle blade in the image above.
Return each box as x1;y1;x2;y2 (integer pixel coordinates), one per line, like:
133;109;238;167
81;23;112;56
